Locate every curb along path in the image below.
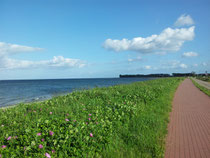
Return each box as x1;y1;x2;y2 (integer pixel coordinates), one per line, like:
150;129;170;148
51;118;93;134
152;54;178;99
165;79;210;158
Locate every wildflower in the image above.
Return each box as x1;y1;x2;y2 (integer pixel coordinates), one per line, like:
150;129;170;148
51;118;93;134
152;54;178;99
90;133;93;137
45;153;51;158
1;124;4;127
14;136;18;139
39;144;43;149
40;108;42;111
33;110;36;113
2;145;6;148
50;112;52;115
0;154;1;157
66;113;69;116
49;131;54;136
89;114;92;116
52;150;55;153
37;133;41;136
24;147;26;150
88;118;91;121
73;120;76;122
65;118;69;122
41;138;44;142
96;122;99;124
7;136;12;140
86;122;88;125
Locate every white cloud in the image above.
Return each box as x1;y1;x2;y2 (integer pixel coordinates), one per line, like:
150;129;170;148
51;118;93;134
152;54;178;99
161;60;188;69
0;42;43;56
0;42;86;70
47;56;85;68
174;14;194;27
202;62;207;66
103;26;195;54
0;56;86;70
180;63;188;68
182;51;198;57
128;56;142;62
144;65;151;69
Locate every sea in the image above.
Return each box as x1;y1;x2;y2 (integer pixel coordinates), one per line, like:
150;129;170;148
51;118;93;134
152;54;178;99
0;78;154;108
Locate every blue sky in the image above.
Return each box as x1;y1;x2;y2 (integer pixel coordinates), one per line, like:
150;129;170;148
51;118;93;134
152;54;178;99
0;0;209;79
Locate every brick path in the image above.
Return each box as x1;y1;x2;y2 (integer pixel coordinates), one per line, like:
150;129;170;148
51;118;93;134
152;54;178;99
165;79;210;158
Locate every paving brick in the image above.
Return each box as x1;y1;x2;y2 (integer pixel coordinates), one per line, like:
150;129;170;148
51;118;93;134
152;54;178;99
165;79;210;158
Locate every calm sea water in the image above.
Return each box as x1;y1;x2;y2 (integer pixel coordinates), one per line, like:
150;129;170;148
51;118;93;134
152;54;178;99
0;78;154;108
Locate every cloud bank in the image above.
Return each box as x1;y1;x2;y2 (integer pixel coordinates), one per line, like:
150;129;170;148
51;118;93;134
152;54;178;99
103;26;195;54
0;42;86;70
174;14;194;27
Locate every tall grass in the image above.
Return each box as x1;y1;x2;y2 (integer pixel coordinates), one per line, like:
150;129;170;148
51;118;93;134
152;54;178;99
0;78;183;158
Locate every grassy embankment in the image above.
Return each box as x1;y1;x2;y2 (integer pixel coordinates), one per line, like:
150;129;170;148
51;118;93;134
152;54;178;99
196;76;210;82
191;79;210;96
0;78;183;158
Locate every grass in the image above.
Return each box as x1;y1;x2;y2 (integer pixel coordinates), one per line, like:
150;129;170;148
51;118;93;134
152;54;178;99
0;77;183;158
196;76;210;82
191;78;210;96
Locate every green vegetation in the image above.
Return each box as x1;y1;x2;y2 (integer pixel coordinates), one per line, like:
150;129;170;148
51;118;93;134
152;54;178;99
196;76;210;82
191;79;210;96
0;78;183;158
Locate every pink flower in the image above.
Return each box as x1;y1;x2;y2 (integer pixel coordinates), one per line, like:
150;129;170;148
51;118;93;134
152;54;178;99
0;154;2;157
24;147;26;150
7;136;12;140
50;112;52;115
40;108;42;111
45;153;51;158
86;122;88;125
73;120;76;122
96;122;99;124
39;144;43;149
2;145;6;148
65;118;69;122
89;114;92;116
52;150;55;153
33;110;36;113
66;113;69;116
90;133;93;137
49;131;54;136
14;136;18;139
41;138;44;142
37;133;41;136
88;118;91;121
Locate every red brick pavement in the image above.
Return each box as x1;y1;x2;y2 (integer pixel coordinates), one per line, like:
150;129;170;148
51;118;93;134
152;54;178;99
165;79;210;158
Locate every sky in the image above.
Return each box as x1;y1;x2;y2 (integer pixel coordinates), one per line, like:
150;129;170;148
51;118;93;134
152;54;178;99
0;0;210;79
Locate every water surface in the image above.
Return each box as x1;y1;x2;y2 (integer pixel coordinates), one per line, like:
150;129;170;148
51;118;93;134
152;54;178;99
0;78;154;107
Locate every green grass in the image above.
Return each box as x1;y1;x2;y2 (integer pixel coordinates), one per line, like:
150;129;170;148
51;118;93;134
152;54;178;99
0;78;183;158
191;78;210;96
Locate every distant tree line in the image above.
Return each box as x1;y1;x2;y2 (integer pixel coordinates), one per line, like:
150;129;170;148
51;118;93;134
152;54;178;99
119;72;209;78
